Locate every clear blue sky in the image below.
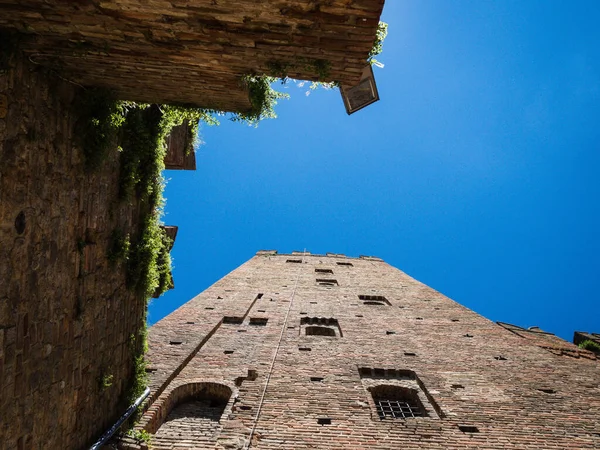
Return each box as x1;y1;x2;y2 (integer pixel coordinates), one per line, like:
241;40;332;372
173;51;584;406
150;0;600;341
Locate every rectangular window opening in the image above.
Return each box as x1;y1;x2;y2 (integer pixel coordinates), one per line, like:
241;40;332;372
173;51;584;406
375;399;423;420
317;418;332;425
315;268;333;274
249;318;268;326
286;259;302;263
336;262;353;266
223;316;243;325
458;425;479;433
316;278;338;286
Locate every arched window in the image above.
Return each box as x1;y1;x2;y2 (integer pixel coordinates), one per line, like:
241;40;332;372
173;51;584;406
151;382;233;448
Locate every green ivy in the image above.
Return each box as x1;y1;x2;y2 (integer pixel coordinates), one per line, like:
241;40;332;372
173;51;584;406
77;88;127;171
369;21;388;61
107;229;131;267
233;75;289;126
578;340;600;353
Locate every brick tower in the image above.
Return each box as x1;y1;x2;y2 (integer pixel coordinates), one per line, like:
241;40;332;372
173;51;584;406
138;250;600;449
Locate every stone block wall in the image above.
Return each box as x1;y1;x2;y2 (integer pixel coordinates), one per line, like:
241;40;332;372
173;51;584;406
139;251;600;449
0;54;147;450
0;0;385;110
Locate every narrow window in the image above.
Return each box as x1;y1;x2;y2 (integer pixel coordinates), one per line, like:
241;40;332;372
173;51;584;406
286;259;302;263
316;279;338;286
249;318;268;326
317;418;332;425
315;268;333;274
305;326;336;337
358;295;390;306
458;425;479;433
336;262;353;266
223;316;243;325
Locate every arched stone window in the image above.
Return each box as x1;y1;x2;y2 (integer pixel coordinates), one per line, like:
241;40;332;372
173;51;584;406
149;382;233;448
300;317;343;337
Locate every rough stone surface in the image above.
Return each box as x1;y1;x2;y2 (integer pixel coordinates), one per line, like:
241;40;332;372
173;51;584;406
0;0;386;110
140;251;600;449
0;55;147;450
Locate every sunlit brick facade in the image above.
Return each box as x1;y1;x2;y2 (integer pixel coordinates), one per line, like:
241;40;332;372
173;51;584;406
140;251;600;449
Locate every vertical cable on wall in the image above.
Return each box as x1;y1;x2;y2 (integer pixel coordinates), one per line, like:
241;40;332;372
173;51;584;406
243;250;306;449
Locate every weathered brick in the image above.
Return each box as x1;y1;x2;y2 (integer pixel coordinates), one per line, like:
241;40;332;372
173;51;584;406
135;251;600;450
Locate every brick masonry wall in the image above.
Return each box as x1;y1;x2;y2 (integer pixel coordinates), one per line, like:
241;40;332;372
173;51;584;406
0;55;147;450
0;0;385;110
141;251;600;449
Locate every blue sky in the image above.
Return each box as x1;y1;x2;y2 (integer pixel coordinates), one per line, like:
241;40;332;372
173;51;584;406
150;0;600;341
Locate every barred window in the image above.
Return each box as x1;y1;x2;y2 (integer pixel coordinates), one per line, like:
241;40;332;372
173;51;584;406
369;385;426;420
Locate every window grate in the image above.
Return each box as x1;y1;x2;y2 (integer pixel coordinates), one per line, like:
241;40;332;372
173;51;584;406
374;399;423;419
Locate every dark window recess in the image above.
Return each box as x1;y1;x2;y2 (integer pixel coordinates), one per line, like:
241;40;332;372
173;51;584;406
224;350;234;354
310;301;318;304
336;262;353;266
358;295;390;306
299;347;312;351
316;278;338;286
145;368;158;373
237;330;247;333
249;318;268;326
451;319;459;322
386;331;396;335
458;425;479;433
310;377;324;382
186;321;195;324
239;405;252;411
404;352;417;357
356;314;364;318
494;355;507;361
169;341;183;345
300;312;307;315
375;399;423;420
451;384;465;389
538;388;556;394
317;418;332;425
463;334;474;338
287;326;295;329
286;259;302;263
305;326;336;337
223;316;243;324
315;268;333;274
205;307;214;310
257;309;266;313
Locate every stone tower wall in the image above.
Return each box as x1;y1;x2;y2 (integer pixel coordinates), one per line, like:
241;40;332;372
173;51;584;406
142;251;600;449
0;55;148;450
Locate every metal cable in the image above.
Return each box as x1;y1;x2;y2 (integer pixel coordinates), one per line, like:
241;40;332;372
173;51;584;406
243;250;306;449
